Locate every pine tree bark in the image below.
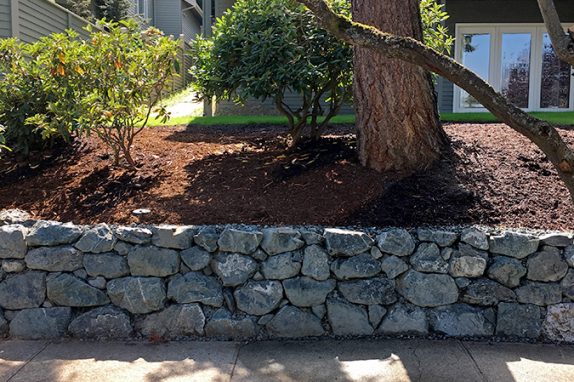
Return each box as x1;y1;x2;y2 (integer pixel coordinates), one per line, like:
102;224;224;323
353;0;448;173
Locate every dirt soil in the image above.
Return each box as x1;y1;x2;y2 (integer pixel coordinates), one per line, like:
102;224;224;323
1;123;573;230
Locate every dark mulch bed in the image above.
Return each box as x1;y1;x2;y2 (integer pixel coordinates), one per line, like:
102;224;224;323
1;122;573;230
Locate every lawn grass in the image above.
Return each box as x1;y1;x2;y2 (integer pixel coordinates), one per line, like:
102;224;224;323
148;111;574;127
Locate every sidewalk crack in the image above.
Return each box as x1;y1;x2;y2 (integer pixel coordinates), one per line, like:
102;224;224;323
459;341;488;382
7;341;51;382
228;342;243;382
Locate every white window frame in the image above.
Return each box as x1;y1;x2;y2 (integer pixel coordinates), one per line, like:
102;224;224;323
453;23;574;113
136;0;150;19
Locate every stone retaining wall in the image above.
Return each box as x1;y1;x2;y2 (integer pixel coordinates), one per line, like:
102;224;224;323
0;213;573;342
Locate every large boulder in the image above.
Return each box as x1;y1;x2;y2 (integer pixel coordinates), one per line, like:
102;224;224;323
167;272;223;307
410;243;448;274
496;303;542;339
487;256;527;288
429;304;495;337
380;256;409;279
115;226;152;245
47;273;109;307
212;253;257;287
561;269;574;299
26;221;83;247
301;245;330;281
338;277;396;305
75;224;117;253
376;229;416;257
127;246;180;277
540;233;573;247
261;252;301;280
565;245;574;267
107;277;166;314
462;279;516;306
0;272;46;309
378;303;428;335
489;232;539;259
234;280;283;315
526;248;568;282
217;228;262;254
0;225;27;259
260;228;304;255
326;298;373;336
515;282;562;306
151;225;195;249
266;306;324;338
193;227;220;253
449;255;487;278
331;253;381;280
139;304;205;338
180;246;211;271
0;209;32;226
397;271;458;307
283;277;335;307
324;228;373;256
25;246;83;272
542;303;574;343
10;307;71;339
204;308;257;339
68;306;132;339
460;228;489;250
417;228;458;247
83;252;130;279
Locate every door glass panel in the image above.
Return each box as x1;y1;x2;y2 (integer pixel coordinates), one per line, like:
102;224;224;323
460;33;491;108
501;33;532;108
540;33;571;109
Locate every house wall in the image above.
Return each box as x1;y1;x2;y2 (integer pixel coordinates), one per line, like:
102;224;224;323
438;0;574;113
0;0;10;39
153;0;182;37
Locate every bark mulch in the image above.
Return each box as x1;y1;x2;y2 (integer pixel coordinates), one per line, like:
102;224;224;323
1;122;573;230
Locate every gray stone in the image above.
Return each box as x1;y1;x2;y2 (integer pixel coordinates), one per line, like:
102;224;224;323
234;280;283;315
417;228;458;247
565;245;574;267
338;277;396;305
250;249;268;261
410;243;448;273
26;221;82;247
139;304;205;338
487;256;527;288
0;272;46;309
331;253;381;280
540;233;573;247
167;272;223;307
152;225;195;249
266;306;324;338
47;273;110;307
9;307;71;339
181;246;211;271
107;277;166;314
205;308;257;339
217;228;262;254
252;272;264;281
68;306;132;339
302;245;330;281
0;225;27;259
258;314;274;326
283;277;335;307
516;282;562;306
261;252;301;280
88;276;107;289
368;305;387;328
212;253;257;287
301;230;323;245
378;303;428;335
115;226;152;245
542;303;574;342
489;232;540;259
114;241;133;256
261;228;304;256
25;246;83;272
380;256;409;279
324;228;373;256
462;279;516;306
74;269;87;279
449;256;487;278
496;303;542;338
455;277;471;288
193;228;219;253
2;260;24;273
84;252;130;279
527;249;569;282
128;246;180;277
75;224;117;253
312;304;326;319
0;311;7;336
327;298;373;336
370;247;383;259
457;243;489;260
397;271;458;307
376;229;416;257
429;304;495;337
441;248;455;261
561;269;574;299
0;209;31;225
460;228;489;250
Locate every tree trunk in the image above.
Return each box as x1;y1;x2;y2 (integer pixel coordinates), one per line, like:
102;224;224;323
353;0;448;173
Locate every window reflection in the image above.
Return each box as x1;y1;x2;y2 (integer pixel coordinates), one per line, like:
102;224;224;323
460;33;490;108
540;33;571;109
501;33;531;108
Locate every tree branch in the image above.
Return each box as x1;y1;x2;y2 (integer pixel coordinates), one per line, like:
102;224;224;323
296;0;574;201
537;0;574;65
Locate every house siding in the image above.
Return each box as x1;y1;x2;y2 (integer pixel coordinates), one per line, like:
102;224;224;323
153;0;182;37
0;0;10;39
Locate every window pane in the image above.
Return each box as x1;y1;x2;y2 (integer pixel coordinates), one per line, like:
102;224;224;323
460;33;490;108
541;33;571;109
501;33;531;108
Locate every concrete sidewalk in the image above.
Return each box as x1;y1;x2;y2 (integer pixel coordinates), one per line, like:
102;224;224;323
0;339;573;382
